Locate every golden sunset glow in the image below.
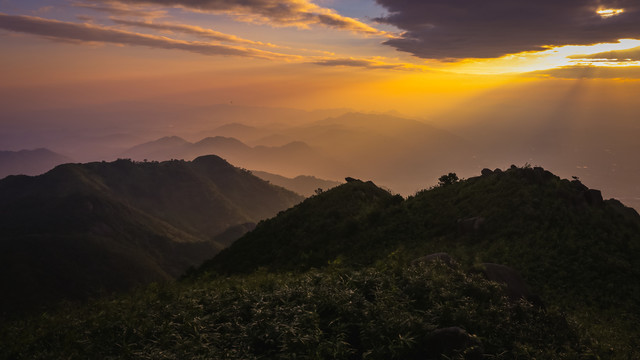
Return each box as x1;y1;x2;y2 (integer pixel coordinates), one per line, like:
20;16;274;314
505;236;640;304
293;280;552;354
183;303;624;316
1;0;640;208
440;39;640;75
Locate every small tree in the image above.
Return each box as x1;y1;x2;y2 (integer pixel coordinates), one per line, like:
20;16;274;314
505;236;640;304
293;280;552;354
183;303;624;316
437;172;459;187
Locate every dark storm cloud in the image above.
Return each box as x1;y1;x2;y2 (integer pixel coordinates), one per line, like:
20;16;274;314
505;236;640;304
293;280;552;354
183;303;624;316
374;0;640;59
0;13;295;60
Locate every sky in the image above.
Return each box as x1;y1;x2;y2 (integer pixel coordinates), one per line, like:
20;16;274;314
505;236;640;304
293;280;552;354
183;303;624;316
2;0;640;114
1;0;640;206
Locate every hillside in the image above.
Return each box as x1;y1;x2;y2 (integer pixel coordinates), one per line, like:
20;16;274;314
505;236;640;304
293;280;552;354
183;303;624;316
198;166;640;355
0;155;302;318
250;170;342;197
2;166;639;359
0;148;72;178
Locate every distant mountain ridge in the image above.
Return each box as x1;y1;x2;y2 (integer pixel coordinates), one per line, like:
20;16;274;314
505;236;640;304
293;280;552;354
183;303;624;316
0;148;72;178
0;155;302;317
250;170;342;197
121;135;339;178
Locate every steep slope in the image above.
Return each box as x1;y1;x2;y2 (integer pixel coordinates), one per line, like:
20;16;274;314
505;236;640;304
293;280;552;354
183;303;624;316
198;166;640;355
0;155;302;317
201;179;401;273
0;148;72;178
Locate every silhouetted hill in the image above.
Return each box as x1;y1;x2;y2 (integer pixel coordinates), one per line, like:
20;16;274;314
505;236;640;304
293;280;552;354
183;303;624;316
0;148;72;178
122;136;340;178
0;155;302;317
4;167;638;358
250;170;342;196
198;166;640;355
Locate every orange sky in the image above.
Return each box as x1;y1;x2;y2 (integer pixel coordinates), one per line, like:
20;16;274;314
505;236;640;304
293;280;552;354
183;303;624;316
1;0;640;209
2;0;640;117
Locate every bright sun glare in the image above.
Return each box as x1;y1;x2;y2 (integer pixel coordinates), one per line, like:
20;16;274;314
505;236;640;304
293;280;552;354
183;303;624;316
597;8;625;18
442;39;640;75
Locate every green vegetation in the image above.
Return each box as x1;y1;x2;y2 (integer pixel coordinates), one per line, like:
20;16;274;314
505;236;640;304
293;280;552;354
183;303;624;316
196;166;640;357
0;155;302;318
1;261;592;359
2;165;639;358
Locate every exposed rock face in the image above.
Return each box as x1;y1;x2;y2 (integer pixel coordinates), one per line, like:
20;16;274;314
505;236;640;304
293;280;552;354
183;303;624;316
411;252;456;267
479;263;544;308
584;189;603;207
425;326;483;360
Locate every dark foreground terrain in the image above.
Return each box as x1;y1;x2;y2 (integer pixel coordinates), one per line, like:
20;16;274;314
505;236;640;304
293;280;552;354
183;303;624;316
2;165;639;359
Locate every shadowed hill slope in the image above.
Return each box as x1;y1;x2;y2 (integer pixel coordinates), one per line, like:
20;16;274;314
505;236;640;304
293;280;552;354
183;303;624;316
197;166;640;355
0;155;302;317
2;166;639;358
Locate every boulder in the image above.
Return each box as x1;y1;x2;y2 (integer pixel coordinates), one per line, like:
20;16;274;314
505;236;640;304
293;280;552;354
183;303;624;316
481;168;493;176
479;263;544;308
583;189;603;207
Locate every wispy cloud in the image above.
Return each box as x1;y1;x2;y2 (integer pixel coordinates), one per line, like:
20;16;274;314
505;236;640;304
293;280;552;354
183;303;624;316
569;46;640;62
97;0;391;36
0;13;420;71
111;18;279;47
528;65;640;79
73;0;167;19
0;13;297;60
311;57;424;71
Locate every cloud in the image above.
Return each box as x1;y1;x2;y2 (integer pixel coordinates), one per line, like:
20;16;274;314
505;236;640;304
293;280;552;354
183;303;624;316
311;57;417;70
111;18;278;47
73;1;167;18
98;0;389;36
0;13;409;69
569;46;640;61
0;13;297;60
528;65;640;79
374;0;640;60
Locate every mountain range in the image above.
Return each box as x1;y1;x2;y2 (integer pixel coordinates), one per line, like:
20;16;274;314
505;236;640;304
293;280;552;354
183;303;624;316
2;166;638;358
0;155;302;317
2;106;638;211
